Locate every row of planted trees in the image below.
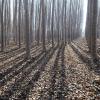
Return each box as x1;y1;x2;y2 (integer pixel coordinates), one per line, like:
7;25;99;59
0;0;84;58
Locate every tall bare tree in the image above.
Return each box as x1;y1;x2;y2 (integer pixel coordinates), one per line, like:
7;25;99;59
41;0;46;52
51;0;55;47
18;0;21;48
85;0;98;60
1;0;4;51
24;0;31;59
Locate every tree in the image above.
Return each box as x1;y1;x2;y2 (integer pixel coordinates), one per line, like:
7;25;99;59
41;0;46;52
51;0;55;47
64;0;67;44
24;0;31;59
1;0;4;51
57;0;60;45
30;0;34;43
18;0;21;48
85;0;98;60
13;0;18;44
68;0;72;43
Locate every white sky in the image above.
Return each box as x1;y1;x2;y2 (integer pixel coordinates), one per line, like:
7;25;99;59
10;0;13;20
82;0;88;36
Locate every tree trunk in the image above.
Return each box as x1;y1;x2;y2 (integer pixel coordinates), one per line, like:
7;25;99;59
41;0;46;52
1;0;4;52
18;0;21;48
24;0;31;59
85;0;98;60
51;0;55;47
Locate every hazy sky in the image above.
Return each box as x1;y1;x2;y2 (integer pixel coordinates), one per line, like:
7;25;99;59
82;0;88;36
10;0;13;20
10;0;88;36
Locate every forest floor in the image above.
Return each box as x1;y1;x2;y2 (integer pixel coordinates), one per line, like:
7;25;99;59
0;39;100;100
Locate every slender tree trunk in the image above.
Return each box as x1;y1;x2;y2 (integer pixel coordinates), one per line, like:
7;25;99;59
30;0;34;43
37;3;41;45
64;0;67;44
24;0;31;59
51;0;55;47
18;0;21;48
62;0;64;43
1;0;4;52
57;0;60;45
68;0;72;43
41;0;46;52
